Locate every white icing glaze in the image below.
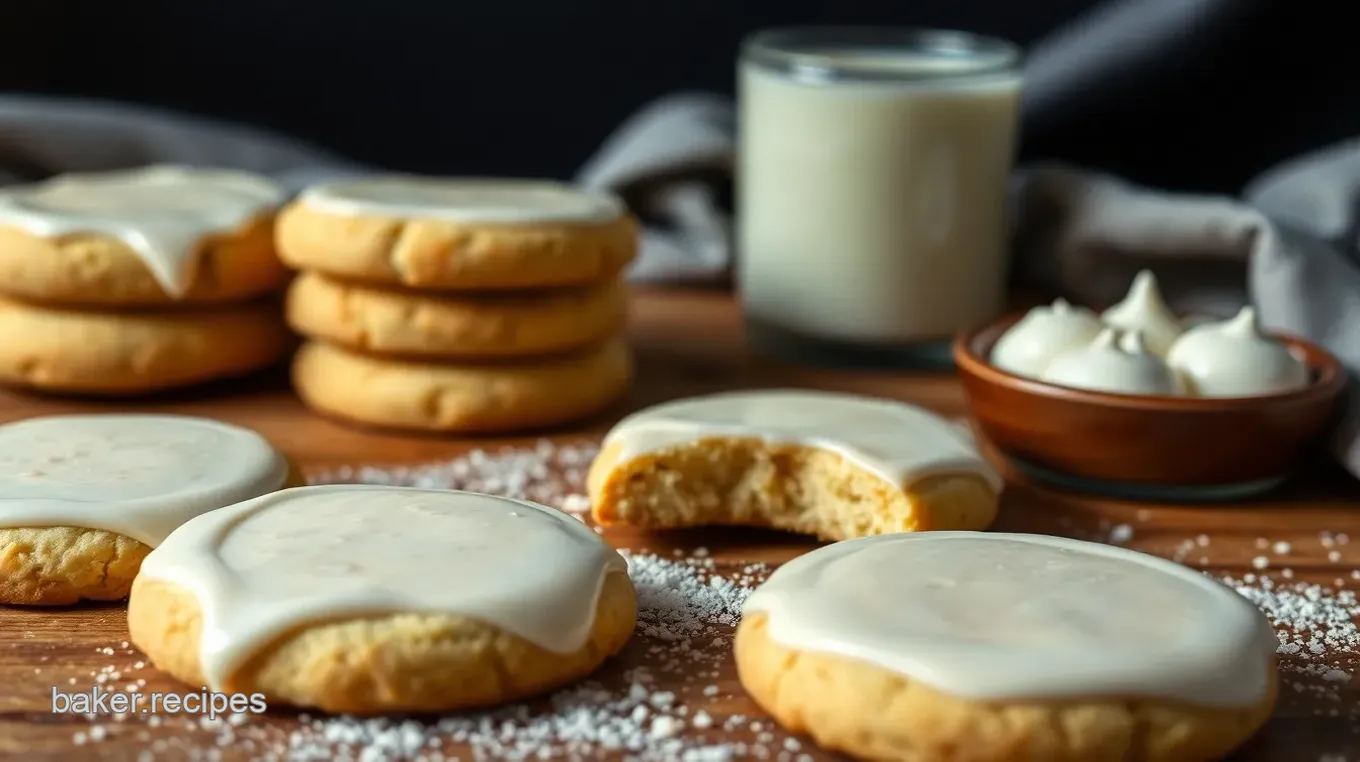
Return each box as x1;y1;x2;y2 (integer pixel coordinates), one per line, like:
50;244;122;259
299;176;626;225
1166;306;1310;397
744;531;1277;706
1100;270;1185;356
1040;328;1183;395
600;389;1003;493
0;414;288;546
989;298;1105;377
137;485;629;690
0;165;285;296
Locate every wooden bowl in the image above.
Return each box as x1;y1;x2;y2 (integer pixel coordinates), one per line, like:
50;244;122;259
953;312;1348;499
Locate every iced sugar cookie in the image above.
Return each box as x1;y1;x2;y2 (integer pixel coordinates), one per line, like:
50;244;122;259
291;336;632;434
286;270;627;359
276;176;637;290
0;166;289;306
0;296;292;395
0;414;297;606
128;486;636;714
588;390;1002;540
736;532;1278;762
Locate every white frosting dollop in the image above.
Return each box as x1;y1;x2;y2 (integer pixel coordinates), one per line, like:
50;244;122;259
1100;270;1184;356
743;532;1277;706
989;298;1105;377
0;165;286;297
1165;306;1310;397
1040;329;1183;395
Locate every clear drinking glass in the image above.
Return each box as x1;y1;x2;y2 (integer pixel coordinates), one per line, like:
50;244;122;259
737;27;1023;369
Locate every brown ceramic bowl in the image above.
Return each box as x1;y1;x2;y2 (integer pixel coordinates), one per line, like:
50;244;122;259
954;312;1348;500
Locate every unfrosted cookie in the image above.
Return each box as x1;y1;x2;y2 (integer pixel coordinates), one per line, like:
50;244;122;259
588;390;1002;540
292;336;632;433
0;296;292;395
0;165;289;306
286;270;627;359
276;176;637;290
0;414;297;606
736;532;1278;762
128;485;636;713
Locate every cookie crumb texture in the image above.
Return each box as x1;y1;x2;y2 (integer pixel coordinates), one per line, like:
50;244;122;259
736;612;1277;762
0;527;149;605
589;438;997;540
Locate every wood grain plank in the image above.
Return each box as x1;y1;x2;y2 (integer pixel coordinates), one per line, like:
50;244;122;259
1;288;1358;760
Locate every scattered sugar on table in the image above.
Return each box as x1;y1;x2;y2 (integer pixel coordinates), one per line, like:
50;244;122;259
1107;523;1133;544
58;443;1360;759
1227;573;1360;705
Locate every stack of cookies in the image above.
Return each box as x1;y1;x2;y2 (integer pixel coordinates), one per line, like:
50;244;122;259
0;165;294;395
276;177;637;433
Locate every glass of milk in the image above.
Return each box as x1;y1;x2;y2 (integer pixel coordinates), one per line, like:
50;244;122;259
737;27;1022;368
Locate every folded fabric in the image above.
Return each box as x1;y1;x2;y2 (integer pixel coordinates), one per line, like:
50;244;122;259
0;94;366;191
576;93;733;283
1248;144;1360;479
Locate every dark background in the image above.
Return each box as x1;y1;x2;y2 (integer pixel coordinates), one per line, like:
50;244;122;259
1;0;1353;194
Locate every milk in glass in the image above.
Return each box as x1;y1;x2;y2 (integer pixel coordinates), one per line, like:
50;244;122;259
738;28;1022;367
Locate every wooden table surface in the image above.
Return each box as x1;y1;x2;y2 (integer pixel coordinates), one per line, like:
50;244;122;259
3;287;1360;762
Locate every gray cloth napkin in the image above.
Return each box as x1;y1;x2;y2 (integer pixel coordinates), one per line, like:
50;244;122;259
0;94;367;191
576;93;733;283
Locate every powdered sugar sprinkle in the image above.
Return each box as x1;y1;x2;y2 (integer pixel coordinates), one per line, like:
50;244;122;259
309;440;600;519
60;443;1360;759
1227;574;1360;696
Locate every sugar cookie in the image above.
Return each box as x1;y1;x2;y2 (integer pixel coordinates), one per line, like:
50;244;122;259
0;296;292;395
292;336;632;433
285;270;627;360
0;165;289;306
276;177;637;290
588;390;1002;540
736;532;1278;762
0;414;296;606
128;485;636;713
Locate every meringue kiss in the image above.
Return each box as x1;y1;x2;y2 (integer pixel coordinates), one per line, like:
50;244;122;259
1041;328;1183;395
1101;270;1184;357
1166;306;1309;396
991;299;1105;377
